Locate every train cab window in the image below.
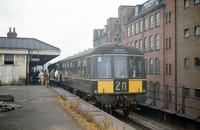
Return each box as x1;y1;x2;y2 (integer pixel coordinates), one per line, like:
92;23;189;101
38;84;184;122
129;56;144;78
114;56;128;78
97;56;111;78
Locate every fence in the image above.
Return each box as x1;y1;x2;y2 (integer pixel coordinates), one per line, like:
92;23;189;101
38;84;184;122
145;83;200;118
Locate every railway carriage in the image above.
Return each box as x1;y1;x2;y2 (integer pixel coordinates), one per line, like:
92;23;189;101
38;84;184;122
51;43;147;116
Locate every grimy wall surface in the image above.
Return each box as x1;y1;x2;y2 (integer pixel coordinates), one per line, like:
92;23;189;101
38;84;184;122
0;65;19;84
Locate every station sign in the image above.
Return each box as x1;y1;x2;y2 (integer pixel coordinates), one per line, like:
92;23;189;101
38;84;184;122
30;58;40;62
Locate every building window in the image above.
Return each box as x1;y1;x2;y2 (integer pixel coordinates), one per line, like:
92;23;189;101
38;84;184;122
135;40;138;49
155;82;160;98
140;20;143;33
155;34;160;50
195;0;200;4
145;59;148;74
149;36;153;51
127;26;130;37
155;12;160;27
195;26;200;36
115;38;118;42
166;39;168;49
185;0;189;8
4;54;14;64
195;57;200;66
169;64;172;75
139;39;143;52
166;13;168;24
184;29;189;38
149;58;153;74
166;64;168;75
185;58;189;67
135;6;138;16
131;24;134;35
144;37;148;52
118;25;121;31
131;41;133;46
135;22;139;34
115;24;117;30
169;38;172;48
144;17;148;31
149;81;154;97
184;88;189;97
155;58;160;74
149;15;154;29
195;89;200;98
169;12;171;23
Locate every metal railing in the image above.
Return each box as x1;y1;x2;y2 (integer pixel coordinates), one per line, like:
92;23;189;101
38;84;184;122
144;83;200;118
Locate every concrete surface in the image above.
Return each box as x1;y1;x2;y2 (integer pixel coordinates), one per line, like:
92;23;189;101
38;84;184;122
0;85;82;130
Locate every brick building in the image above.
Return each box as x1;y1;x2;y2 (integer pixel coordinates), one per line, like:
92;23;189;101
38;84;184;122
121;0;176;110
176;0;200;117
93;17;122;47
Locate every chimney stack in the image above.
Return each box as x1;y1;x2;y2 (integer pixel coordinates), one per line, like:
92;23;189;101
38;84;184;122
7;27;17;38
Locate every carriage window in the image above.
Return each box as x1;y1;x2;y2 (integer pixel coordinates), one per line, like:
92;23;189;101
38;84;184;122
97;56;111;78
129;56;144;78
114;57;128;78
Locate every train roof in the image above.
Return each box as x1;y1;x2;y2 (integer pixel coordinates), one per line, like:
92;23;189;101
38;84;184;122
59;43;143;62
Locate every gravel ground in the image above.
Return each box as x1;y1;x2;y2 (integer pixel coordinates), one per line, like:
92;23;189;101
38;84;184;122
0;85;83;130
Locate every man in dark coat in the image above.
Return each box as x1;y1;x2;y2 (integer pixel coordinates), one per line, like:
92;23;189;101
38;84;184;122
32;67;38;85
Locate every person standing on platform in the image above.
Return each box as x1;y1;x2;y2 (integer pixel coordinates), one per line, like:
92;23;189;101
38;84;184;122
50;69;55;87
32;67;38;85
44;69;50;88
54;68;59;87
38;69;45;85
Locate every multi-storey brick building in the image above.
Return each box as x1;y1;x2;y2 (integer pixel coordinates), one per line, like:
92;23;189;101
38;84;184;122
176;0;200;117
121;0;176;110
93;17;121;47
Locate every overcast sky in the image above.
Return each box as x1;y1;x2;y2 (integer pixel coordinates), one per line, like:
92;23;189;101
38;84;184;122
0;0;147;64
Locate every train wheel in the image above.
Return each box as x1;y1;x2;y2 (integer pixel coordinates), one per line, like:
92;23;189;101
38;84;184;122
123;107;131;117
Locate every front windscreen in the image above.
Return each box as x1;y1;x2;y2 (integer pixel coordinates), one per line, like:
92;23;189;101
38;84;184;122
97;56;111;78
114;56;128;78
129;56;144;78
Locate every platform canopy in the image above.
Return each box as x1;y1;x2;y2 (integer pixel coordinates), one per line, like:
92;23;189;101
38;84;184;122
0;37;61;65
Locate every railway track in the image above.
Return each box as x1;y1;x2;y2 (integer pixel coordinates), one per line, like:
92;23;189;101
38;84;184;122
113;110;153;130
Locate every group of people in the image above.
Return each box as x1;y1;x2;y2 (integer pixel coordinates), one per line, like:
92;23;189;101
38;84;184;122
31;67;59;88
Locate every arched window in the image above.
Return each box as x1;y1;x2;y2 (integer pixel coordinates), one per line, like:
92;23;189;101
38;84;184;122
155;58;160;74
149;81;154;97
149;58;153;74
139;39;143;52
149;36;153;51
155;82;160;98
145;59;148;74
135;40;138;49
144;37;148;52
155;34;160;50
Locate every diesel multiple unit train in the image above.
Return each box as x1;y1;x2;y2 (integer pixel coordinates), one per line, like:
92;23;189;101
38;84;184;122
48;43;147;116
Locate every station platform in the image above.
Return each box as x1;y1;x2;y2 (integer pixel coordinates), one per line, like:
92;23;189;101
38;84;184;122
0;85;82;130
0;85;134;130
